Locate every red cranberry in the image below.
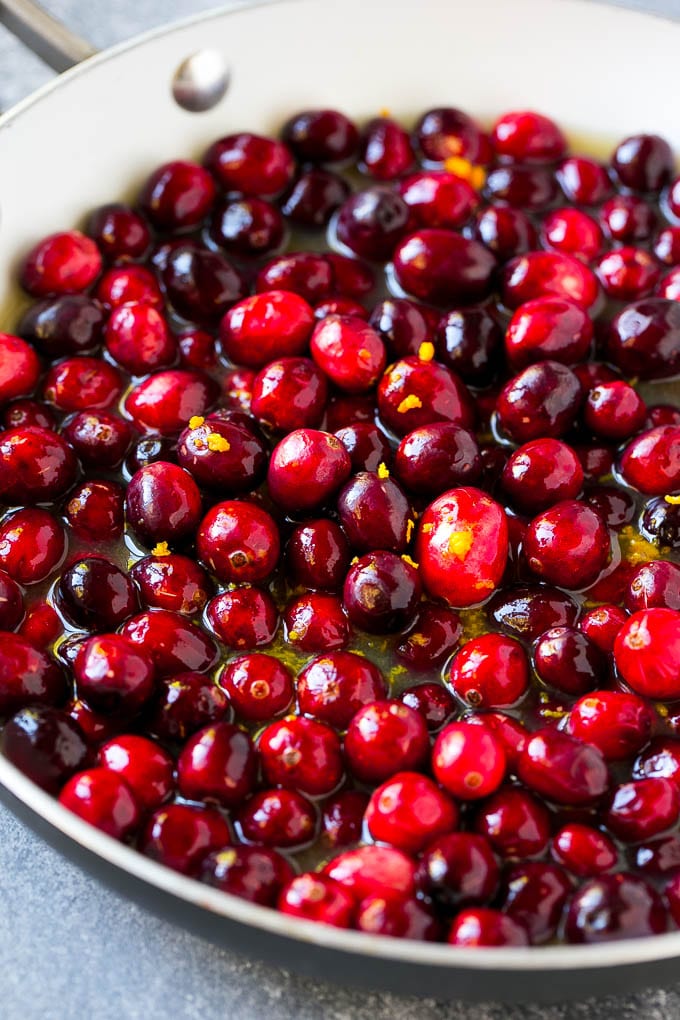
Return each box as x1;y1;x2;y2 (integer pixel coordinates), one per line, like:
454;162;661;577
534;626;607;696
140;160;215;230
579;604;628;653
0;425;77;503
541;208;604;260
335;187;411;261
626;561;680;614
282;109;359;164
197;500;280;584
58;557;137;630
131;553;211;619
97;266;163;314
250;357;327;432
377;353;475;437
205;132;293;195
496;361;583;443
62;410;132;469
201;846;294;906
394;423;481;496
99;734;173;812
255;253;333;304
42;355;122;413
259;716;343;796
396;605;462;672
415;107;490;164
322;845;416;901
641;496;680;548
140;803;230;875
574;442;615;482
209;197;284;257
501;251;600;310
620;426;680;494
435;306;503;387
65;480;124;542
488;584;579;643
297;651;386;730
604;778;680;842
448;908;529;947
524;500;611;590
177;721;256;807
321;790;369;848
64;695;117;745
0;508;65;584
325;253;375;298
218;653;292;722
518;729;609;805
556;156;612;205
125;369;219;434
635;835;680;877
284;593;349;652
86;203;150;260
19;601;60;648
281;169;350;227
398;171;477;229
206;586;278;650
104;303;176;375
365;771;458;855
178;328;217;372
3;398;55;431
657;263;680;297
470;206;537;261
337;471;410;552
416;487;508;608
310;315;386;393
634;738;680;788
177;417;266;492
0;333;40;406
393;228;496;306
59;767;139;839
448;633;529;709
501;439;583;515
584;381;647;442
566;873;666;942
484;165;557;211
595;247;660;302
121;609;218;676
653;226;680;265
74;634;155;715
162;242;247;325
1;706;86;792
343;550;421;633
607;299;680;381
125;462;202;547
614;608;680;700
356;894;441;941
278;874;354;928
360;116;414;179
611;133;674;193
0;569;23;630
505;298;593;369
491;110;565;163
333;424;391;474
552;823;617;878
600;194;657;243
345;700;429;783
286;519;350;592
475;786;550;859
500;862;571;945
21;231;101;297
569;691;653;761
399;681;457;731
236;788;317;848
267;429;351;513
146;671;229;742
433;722;506;800
416;832;498;912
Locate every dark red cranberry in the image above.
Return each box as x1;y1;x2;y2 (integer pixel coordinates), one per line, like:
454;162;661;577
448;633;529;708
278;873;354;928
250;357;327;432
541;207;604;260
335;186;411;261
393;228;496;306
209;197;285;257
448;908;529;947
140;160;216;230
625;560;680;614
566;873;666;942
282;109;359;164
65;480;125;542
321;790;369;848
124;436;176;476
286;519;350;592
620;426;680;494
345;700;429;783
635;835;680;877
524;500;611;590
0;425;77;503
394;423;481;496
600;194;657;243
86;202;150;260
433;722;506;800
58;557;137;630
398;681;456;731
358;892;442;941
552;823;617;878
365;771;458;854
0;569;23;630
218;653;292;723
653;226;680;265
322;845;416;901
343;550;421;633
500;862;571;945
100;734;174;812
579;604;628;653
501;251;600;310
3;398;55;431
1;706;87;792
647;405;680;428
377;353;474;437
556;156;612;205
435;306;503;386
62;410;132;470
146;671;229;743
74;634;155;715
140;803;230;875
641;496;680;548
474;785;550;859
65;695;117;745
297;651;386;730
634;738;680;789
416;832;498;913
325;253;376;298
398;171;477;229
595;247;660;302
325;394;376;431
0;508;65;585
496;361;582;443
314;296;367;319
236;788;318;849
177;417;267;492
605;778;680;842
534;626;607;696
607;299;680;381
662;266;680;299
337;471;410;552
484;165;557;210
487;584;579;642
611;133;674;193
125;369;219;434
518;728;609;805
584;488;636;533
201;845;294;906
59;767;139;839
258;715;343;796
281;169;350;227
18;601;60;649
162;242;247;325
177;721;256;807
125;462;202;547
505;298;593;369
267;429;351;514
197;500;279;584
470;206;537;261
396;605;462;671
131;553;211;619
104;303;177;375
415;107;490;164
205;132;294;195
574;442;615;482
121;609;218;676
569;691;654;762
21;230;102;297
255;253;333;304
360;116;415;180
206;586;279;650
501;439;583;515
178;328;218;372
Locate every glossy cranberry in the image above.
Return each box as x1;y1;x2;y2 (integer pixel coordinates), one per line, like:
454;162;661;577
65;480;124;542
343;550;420;633
0;509;65;585
393;228;495;306
653;226;680;266
518;729;609;805
604;777;680;843
474;785;550;859
176;720;256;808
236;788;317;849
267;429;350;514
314;297;367;319
62;412;129;473
568;691;653;763
534;626;607;697
280;169;350;228
500;862;571;945
579;604;628;654
356;893;441;941
584;384;646;444
205;586;277;651
415;107;490;164
124;462;201;547
335;186;411;261
608;299;680;381
365;771;458;855
124;437;176;477
178;328;217;372
345;700;429;784
496;361;582;443
57;557;137;631
572;360;621;392
394;423;481;497
255;253;333;304
0;705;86;793
416;487;508;608
131;554;209;620
447;633;529;709
99;734;174;812
488;584;578;643
556;157;612;205
396;603;462;670
21;230;101;297
250;357;326;432
501;251;600;310
416;832;498;913
285;593;348;652
216;654;290;723
125;369;219;435
431;309;500;389
0;334;40;409
286;519;350;593
626;561;680;615
163;242;247;325
73;634;154;715
146;671;229;742
635;835;680;878
209;196;285;257
398;171;477;229
566;873;666;943
3;398;55;431
140;160;215;230
574;442;615;482
600;194;657;244
205;131;293;195
203;845;295;905
42;355;122;413
448;908;529;947
380;356;475;439
121;609;218;676
177;417;267;493
613;604;680;700
59;767;139;838
611;133;674;193
282;109;358;164
641;496;680;548
506;298;593;370
667;175;680;220
259;716;343;796
0;569;23;630
0;425;77;504
550;823;617;879
197;500;280;585
433;722;506;800
595;247;660;302
98;266;163;315
310;315;386;393
103;303;176;375
337;472;409;553
140;803;230;875
324;254;375;299
87;202;150;260
620;426;680;495
358;116;413;179
470;206;538;262
223;291;314;368
321;790;369;848
296;651;385;730
278;874;354;928
489;109;564;163
524;500;611;590
501;439;583;515
541;207;604;260
323;844;416;901
398;682;456;732
484;164;557;211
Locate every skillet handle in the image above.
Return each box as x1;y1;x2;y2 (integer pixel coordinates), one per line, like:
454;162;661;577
0;0;96;72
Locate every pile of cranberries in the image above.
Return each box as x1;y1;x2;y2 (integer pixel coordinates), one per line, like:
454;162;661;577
1;105;680;950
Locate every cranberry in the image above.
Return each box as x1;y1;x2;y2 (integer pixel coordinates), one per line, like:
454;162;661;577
399;682;457;731
42;356;122;413
284;592;349;652
579;604;628;653
487;584;579;642
202;846;294;905
501;251;600;310
448;908;529;947
104;304;176;375
209;197;285;257
556;156;612;205
140;803;230;875
337;471;410;552
345;700;429;783
124;462;201;547
641;496;680;548
74;634;155;715
286;519;350;592
552;823;617;878
574;442;615;482
435;306;503;387
416;487;508;608
0;425;77;503
3;398;55;431
524;500;611;590
324;394;375;431
297;651;386;730
490;110;564;163
255;253;333;304
217;653;291;722
566;873;666;942
392;228;495;306
335;187;411;261
58;557;137;631
236;788;317;848
634;738;680;788
500;862;571;945
0;508;65;584
448;633;529;708
0;334;40;407
653;226;680;266
626;561;680;615
162;242;247;325
96;264;163;312
146;671;229;743
278;874;354;928
396;605;462;671
178;328;218;372
398;171;477;229
541;208;604;260
282;109;359;164
259;716;343;796
99;734;173;812
471;206;537;262
595;247;660;302
496;361;583;443
518;729;609;805
394;423;481;496
177;417;266;492
584;382;647;442
267;429;350;513
59;767;139;839
121;609;218;676
600;194;657;243
356;894;441;941
569;691;653;762
484;165;557;211
505;298;593;369
611;133;674;193
343;550;421;633
377;353;474;437
321;790;369;848
125;369;219;434
607;299;680;381
604;777;679;843
501;439;583;516
360;116;414;179
1;706;86;792
416;107;490;165
475;786;550;859
310;315;386;393
620;426;680;495
204;131;293;195
206;586;278;649
197;500;279;584
86;203;150;260
635;834;680;877
250;357;327;432
365;771;457;855
534;626;607;696
314;296;367;319
614;608;680;700
0;569;23;630
130;553;210;619
177;720;256;808
433;722;506;800
322;845;416;901
21;231;101;297
334;423;391;473
281;169;350;227
65;480;124;542
138;160;214;230
62;411;131;469
416;832;498;912
325;253;375;298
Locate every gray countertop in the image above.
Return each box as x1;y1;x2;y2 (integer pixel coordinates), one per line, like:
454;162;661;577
1;2;680;1018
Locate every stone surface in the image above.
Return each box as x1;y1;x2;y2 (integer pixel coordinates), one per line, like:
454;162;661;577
1;1;680;1018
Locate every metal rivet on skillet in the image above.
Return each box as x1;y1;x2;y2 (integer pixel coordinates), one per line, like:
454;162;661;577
171;49;230;112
